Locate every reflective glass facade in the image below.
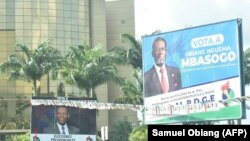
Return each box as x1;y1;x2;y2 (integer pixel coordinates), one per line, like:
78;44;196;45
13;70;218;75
0;0;137;131
0;0;90;99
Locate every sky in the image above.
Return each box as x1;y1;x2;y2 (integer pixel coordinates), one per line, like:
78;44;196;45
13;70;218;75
134;0;250;124
135;0;250;50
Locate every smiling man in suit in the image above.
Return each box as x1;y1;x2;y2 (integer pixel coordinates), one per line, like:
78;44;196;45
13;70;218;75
44;106;80;134
144;37;182;97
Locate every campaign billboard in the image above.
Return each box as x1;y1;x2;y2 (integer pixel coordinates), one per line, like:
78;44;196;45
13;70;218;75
31;97;96;141
143;19;245;124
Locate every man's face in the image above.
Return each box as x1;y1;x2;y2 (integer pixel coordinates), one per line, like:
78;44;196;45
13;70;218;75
152;40;167;66
56;107;69;125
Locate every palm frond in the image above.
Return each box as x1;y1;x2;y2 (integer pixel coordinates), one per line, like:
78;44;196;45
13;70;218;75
0;40;62;96
115;69;143;105
120;33;142;69
56;43;123;98
15;43;31;59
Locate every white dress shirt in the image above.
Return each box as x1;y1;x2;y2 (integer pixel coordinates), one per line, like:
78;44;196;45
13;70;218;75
154;64;169;87
57;122;69;134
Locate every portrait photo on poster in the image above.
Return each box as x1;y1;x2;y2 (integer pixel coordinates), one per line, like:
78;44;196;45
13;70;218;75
31;105;96;135
144;36;182;97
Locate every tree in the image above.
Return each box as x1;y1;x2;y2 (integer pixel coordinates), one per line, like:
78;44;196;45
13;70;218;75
120;33;142;69
4;133;30;141
54;43;123;98
0;97;29;130
244;48;250;85
0;97;8;129
57;82;66;97
109;120;133;141
0;40;62;96
114;34;143;105
16;95;30;115
244;48;250;112
108;33;142;70
129;125;148;141
115;68;143;105
233;48;250;125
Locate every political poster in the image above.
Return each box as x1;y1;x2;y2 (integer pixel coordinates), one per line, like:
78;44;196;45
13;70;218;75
143;19;245;124
30;97;96;141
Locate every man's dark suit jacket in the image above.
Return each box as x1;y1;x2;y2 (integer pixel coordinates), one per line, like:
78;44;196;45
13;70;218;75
144;65;182;97
43;124;80;134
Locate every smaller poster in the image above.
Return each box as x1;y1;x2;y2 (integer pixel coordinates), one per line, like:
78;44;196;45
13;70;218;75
30;97;96;141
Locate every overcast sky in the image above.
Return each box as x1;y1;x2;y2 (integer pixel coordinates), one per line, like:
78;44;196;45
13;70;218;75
135;0;250;49
135;0;250;124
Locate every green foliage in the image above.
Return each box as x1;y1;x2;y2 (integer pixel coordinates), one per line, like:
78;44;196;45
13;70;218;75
54;42;123;98
109;120;133;141
0;97;7;129
0;97;30;130
57;82;66;97
0;113;30;130
129;125;148;141
5;133;30;141
16;95;30;115
244;48;250;85
0;39;63;96
114;33;143;105
96;135;102;141
120;33;142;69
115;68;143;105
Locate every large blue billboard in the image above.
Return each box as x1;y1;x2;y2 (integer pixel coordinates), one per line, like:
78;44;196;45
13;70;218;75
143;19;245;124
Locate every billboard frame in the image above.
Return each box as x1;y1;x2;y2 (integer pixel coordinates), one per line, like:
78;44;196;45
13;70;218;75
142;18;246;124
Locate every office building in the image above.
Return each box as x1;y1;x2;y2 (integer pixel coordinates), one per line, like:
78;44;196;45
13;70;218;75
0;0;137;132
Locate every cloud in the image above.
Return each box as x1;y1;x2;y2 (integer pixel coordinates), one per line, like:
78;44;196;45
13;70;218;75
135;0;250;49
